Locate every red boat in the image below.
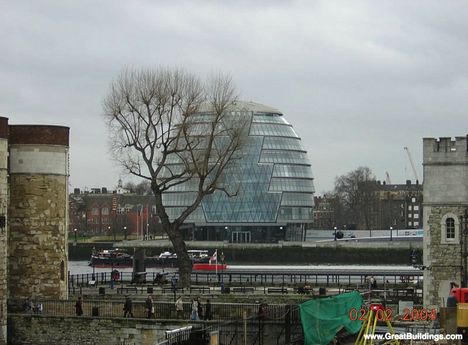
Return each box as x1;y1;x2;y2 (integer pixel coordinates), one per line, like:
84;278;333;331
192;263;228;271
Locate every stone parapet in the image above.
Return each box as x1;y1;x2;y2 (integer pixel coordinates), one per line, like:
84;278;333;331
0;118;8;140
9;125;69;146
423;136;468;165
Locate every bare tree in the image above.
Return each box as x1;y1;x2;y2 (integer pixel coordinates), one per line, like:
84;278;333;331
123;181;152;195
333;166;377;229
102;68;247;286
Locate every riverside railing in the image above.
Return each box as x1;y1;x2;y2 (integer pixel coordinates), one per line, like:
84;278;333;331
68;271;422;289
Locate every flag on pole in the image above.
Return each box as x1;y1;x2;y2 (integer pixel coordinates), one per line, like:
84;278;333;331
210;250;217;264
213;249;218;275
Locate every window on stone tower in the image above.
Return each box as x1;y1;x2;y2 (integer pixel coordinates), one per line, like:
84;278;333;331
60;260;65;281
446;218;455;239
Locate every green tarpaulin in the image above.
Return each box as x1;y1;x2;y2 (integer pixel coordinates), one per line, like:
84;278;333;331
299;291;363;345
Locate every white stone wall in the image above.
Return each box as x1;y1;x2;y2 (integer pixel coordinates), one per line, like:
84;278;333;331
9;145;68;175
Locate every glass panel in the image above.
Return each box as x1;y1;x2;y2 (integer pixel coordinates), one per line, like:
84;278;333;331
165;206;206;222
273;165;313;178
269;178;315;193
162;192;198;207
281;193;314;207
253;114;288;124
260;150;310;164
263;137;304;150
250;123;298;137
277;207;313;221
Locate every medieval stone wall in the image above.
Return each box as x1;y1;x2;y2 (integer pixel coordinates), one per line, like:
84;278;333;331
423;136;468;307
8;175;68;299
8;125;69;301
8;315;165;345
8;314;288;345
0;117;9;345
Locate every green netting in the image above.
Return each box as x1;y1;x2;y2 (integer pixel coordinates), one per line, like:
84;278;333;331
299;291;363;345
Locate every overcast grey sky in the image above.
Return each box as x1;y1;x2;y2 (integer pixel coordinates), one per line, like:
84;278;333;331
1;1;468;194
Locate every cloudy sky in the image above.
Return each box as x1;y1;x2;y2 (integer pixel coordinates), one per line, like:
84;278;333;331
1;1;468;194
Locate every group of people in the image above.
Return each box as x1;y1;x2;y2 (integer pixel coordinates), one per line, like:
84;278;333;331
73;294;214;320
366;275;378;289
188;297;212;321
23;298;43;314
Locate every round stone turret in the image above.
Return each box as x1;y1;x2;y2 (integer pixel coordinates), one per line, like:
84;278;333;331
8;125;70;300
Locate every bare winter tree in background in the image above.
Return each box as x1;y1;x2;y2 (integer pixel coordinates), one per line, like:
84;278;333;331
103;68;247;286
332;166;377;229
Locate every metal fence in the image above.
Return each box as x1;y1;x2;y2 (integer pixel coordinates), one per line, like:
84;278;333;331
68;270;422;289
10;299;303;345
156;313;302;345
9;299;300;322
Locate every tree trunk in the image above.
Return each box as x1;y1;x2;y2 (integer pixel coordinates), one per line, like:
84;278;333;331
152;185;192;287
166;223;192;287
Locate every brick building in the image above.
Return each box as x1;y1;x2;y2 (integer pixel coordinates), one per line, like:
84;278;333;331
69;188;161;239
373;180;423;230
312;180;423;231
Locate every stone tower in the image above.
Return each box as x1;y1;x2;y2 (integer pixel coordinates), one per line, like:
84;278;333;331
423;136;468;307
0;118;8;345
8;125;70;300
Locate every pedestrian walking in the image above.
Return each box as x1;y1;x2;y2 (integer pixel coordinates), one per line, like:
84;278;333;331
197;297;203;320
123;296;134;318
75;296;83;316
204;299;212;320
175;296;184;319
191;298;199;320
145;295;154;319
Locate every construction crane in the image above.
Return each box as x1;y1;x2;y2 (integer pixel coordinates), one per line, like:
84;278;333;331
404;147;420;182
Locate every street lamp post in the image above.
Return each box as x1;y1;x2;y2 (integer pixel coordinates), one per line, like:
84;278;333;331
220;252;225;284
390;226;393;242
334;227;337;241
124;226;127;240
73;228;77;246
108;226;112;241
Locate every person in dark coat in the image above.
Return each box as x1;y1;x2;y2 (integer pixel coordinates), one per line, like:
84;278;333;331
204;299;212;320
145;295;154;319
196;297;203;320
123;296;133;318
75;296;83;316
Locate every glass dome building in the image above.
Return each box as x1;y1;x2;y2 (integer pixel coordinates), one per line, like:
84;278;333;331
163;101;315;243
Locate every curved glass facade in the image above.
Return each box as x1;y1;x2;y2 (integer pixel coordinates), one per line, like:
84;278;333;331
162;101;315;243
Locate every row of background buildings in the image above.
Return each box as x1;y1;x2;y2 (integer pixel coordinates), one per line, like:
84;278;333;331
69;178;423;242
